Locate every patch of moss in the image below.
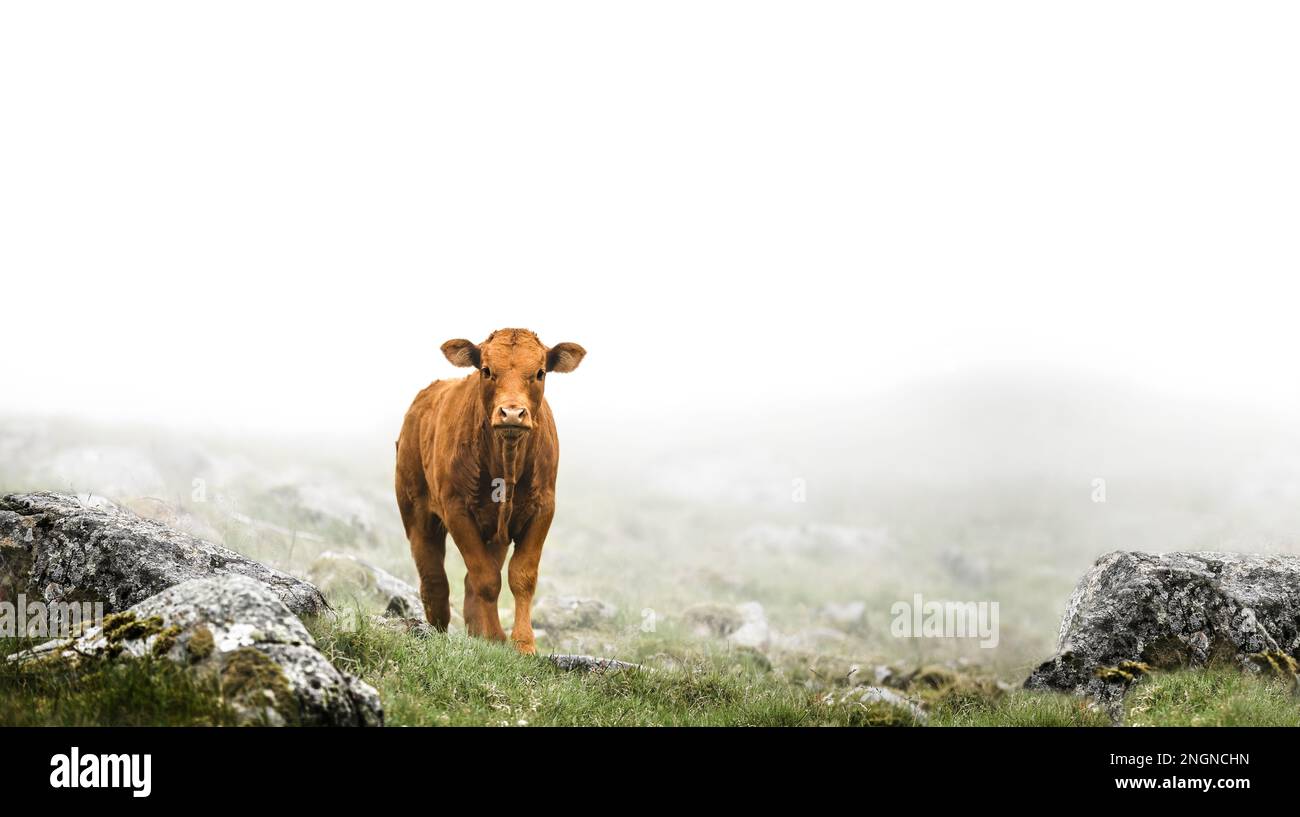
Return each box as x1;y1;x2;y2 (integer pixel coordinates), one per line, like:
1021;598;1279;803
151;625;183;658
218;647;296;724
880;664;1005;710
101;612;168;644
97;611;133;639
908;664;959;690
97;612;172;659
930;676;1006;709
1247;650;1299;678
1095;660;1153;684
186;626;214;662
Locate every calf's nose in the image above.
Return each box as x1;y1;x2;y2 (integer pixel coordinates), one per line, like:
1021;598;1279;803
498;406;528;425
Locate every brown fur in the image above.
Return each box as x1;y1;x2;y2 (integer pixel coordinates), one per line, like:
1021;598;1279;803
394;329;586;654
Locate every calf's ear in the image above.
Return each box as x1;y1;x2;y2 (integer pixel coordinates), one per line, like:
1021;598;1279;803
546;342;586;373
441;339;481;368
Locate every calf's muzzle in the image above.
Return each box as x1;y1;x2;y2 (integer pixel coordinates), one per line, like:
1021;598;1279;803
493;405;531;432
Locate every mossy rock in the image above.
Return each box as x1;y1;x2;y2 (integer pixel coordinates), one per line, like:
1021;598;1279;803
7;576;382;726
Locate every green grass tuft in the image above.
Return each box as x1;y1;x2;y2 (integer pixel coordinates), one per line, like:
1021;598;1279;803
1124;667;1300;727
0;640;240;726
927;687;1111;726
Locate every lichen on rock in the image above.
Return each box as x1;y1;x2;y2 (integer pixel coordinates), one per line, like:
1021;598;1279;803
1027;551;1300;708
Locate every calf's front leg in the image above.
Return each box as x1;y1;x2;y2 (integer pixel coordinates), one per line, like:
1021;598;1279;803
443;509;508;641
508;504;554;655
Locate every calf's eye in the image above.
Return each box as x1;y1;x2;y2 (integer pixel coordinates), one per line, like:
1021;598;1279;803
481;366;492;378
536;369;546;381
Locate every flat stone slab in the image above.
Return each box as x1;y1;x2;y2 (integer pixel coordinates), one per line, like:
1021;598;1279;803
547;654;641;673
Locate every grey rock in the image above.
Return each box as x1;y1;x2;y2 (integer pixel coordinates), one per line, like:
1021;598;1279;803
531;596;617;631
682;602;744;638
309;550;465;632
547;654;640;673
683;600;769;649
308;550;417;610
0;492;328;617
384;594;418;618
730;601;770;649
820;600;867;626
12;575;381;726
1026;550;1300;703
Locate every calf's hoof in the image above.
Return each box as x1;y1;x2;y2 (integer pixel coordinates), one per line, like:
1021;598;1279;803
513;640;537;656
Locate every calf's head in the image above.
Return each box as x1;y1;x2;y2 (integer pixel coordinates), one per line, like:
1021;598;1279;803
441;329;585;439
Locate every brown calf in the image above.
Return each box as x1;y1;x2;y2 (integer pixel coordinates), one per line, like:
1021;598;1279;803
394;328;586;654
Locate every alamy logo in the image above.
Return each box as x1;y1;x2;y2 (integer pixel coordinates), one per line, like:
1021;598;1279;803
50;747;152;798
890;593;999;648
0;595;104;638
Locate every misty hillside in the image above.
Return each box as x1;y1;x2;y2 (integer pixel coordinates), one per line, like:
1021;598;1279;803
5;369;1298;689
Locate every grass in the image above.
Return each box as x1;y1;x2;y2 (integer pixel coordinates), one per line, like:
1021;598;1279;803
308;613;869;726
924;667;1300;727
4;617;1300;726
928;688;1111;727
1124;668;1300;727
308;612;1300;727
0;641;241;726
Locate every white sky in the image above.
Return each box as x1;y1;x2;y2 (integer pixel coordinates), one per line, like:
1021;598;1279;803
2;2;1298;435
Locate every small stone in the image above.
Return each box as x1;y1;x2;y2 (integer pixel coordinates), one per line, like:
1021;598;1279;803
546;654;640;673
530;596;617;631
683;601;769;650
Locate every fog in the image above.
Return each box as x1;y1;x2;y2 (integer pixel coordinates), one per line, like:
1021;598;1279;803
4;2;1299;435
3;3;1299;678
